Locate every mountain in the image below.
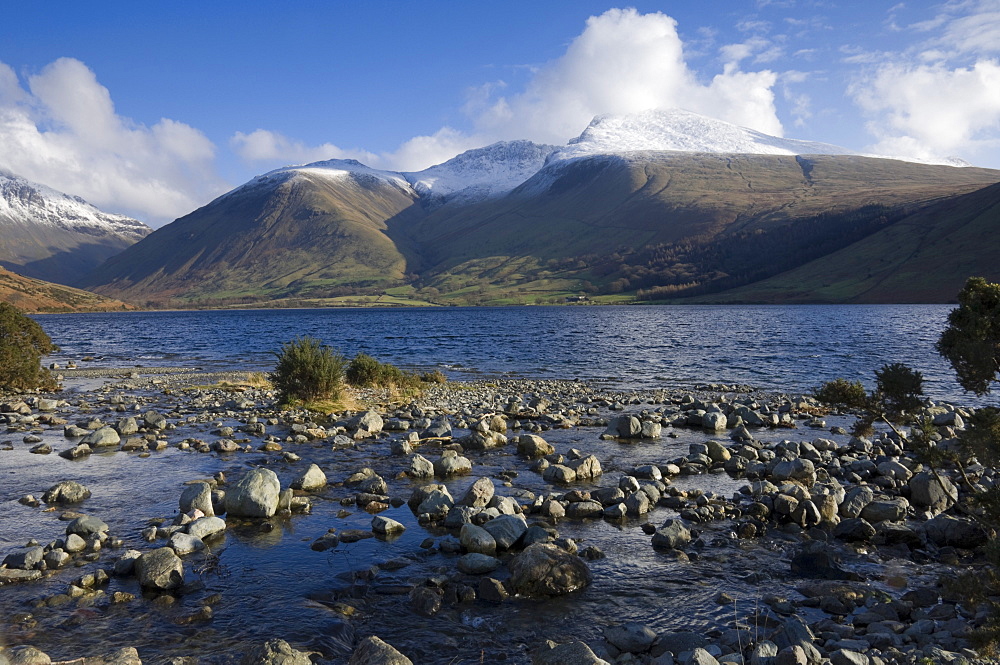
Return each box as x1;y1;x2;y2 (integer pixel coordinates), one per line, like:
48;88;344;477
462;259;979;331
0;265;134;313
80;109;1000;306
0;170;151;285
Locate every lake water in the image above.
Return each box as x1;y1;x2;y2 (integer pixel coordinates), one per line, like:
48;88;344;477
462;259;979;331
36;304;976;403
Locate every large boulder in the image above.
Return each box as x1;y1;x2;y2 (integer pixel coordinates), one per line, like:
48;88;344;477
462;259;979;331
42;480;91;504
604;415;642;438
224;468;281;518
291;464;327;491
458;477;495;508
908;472;958;513
348;410;384;434
508;543;592;596
517;434;555;459
187;516;227;541
66;515;109;537
924;515;989;549
483;514;528;550
651;518;692;550
82;426;120;448
532;640;610;665
348;636;412;665
135;547;184;590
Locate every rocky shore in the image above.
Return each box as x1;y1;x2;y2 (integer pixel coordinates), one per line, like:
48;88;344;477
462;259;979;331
0;367;995;665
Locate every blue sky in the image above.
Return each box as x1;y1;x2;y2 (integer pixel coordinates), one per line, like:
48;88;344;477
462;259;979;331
1;1;999;226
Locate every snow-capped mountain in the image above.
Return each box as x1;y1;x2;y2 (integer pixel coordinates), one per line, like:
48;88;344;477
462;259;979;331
404;141;557;205
0;170;151;286
0;170;149;239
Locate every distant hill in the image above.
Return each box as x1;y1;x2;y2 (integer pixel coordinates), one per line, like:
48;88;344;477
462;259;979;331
79;109;1000;306
0;266;134;313
0;170;151;286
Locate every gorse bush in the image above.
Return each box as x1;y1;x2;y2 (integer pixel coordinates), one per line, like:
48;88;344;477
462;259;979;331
269;336;346;404
346;352;423;389
813;378;867;409
0;302;59;392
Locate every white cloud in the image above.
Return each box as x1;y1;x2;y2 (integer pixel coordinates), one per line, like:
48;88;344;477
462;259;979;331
0;58;224;225
234;8;785;171
230;129;379;167
851;59;1000;161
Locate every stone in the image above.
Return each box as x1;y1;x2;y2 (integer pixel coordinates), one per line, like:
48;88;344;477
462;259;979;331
135;547;184;590
224;467;280;518
830;650;870;665
651;519;692;550
415;485;454;518
168;532;206;555
833;518;876;542
291;463;327;490
113;550;142;576
116;417;139;435
924;514;989;549
460;523;497;556
42;480;91;504
859;497;908;523
458;553;500;574
179;482;215;516
532;640;611;665
703;412;728;431
64;533;87;553
82;426;121;447
241;639;314;665
605;415;642;438
687;649;721;665
483;514;528;550
508;543;592;596
186;516;226;540
348;636;413;665
908;471;958;513
518;434;555;458
604;622;658;653
5;646;53;664
348;410;384;434
3;546;44;570
59;443;92;459
66;515;109;537
839;486;874;518
434;451;472;477
372;515;405;535
144;411;167;430
568;455;602;480
409;454;434;479
458;477;495;508
543;464;577;483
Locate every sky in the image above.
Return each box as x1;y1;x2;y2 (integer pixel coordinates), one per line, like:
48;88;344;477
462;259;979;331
1;1;999;227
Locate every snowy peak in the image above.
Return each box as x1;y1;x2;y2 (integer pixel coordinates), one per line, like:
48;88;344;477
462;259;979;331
0;170;150;240
552;108;857;162
404;140;557;204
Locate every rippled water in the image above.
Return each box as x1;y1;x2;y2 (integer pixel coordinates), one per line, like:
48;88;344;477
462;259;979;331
35;304;973;402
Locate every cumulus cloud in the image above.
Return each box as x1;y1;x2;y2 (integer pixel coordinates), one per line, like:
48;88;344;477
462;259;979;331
0;58;225;225
234;8;784;172
230;129;379;168
851;59;1000;161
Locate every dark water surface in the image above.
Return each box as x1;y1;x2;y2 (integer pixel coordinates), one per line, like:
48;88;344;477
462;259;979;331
35;304;973;401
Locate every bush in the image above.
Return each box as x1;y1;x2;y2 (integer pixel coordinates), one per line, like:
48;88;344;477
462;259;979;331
346;353;415;388
269;336;346;404
419;369;447;384
938;276;1000;396
814;378;867;409
0;302;59;392
874;362;924;419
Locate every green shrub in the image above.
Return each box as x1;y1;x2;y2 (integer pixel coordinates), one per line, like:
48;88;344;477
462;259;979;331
813;378;868;409
346;353;416;389
269;336;346;404
0;302;59;392
874;362;924;419
419;369;447;384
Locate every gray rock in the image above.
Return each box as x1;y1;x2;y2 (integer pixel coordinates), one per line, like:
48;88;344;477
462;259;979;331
483;514;528;550
656;632;708;656
179;482;215;516
241;639;313;665
116;417;139;435
66;515;109;537
3;546;44;570
186;516;226;540
924;514;989;549
168;532;205;555
518;434;555;458
348;410;384;434
4;646;52;665
348;636;413;665
224;467;280;518
509;543;592;596
64;533;87;553
372;515;405;535
686;649;721;665
605;415;642;438
543;464;577;483
458;477;495;508
113;549;142;576
652;519;692;550
415;485;454;517
604;622;657;653
532;640;610;665
859;497;908;523
460;523;497;556
908;471;957;513
291;464;327;491
59;443;92;459
409;454;434;479
434;451;472;477
839;486;874;518
458;552;500;574
833;517;876;542
703;412;728;431
82;426;121;447
135;547;184;590
568;455;602;480
42;480;91;504
830;650;870;665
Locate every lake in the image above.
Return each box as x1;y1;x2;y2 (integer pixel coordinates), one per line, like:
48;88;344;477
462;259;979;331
36;304;976;402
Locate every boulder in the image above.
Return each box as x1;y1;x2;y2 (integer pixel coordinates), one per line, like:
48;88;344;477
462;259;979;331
348;410;384;434
371;515;405;535
144;411;167;430
458;553;501;575
483;514;528;550
532;640;610;665
460;523;497;555
409;454;434;479
3;546;44;570
603;622;658;653
924;514;989;549
703;411;728;431
458;477;495;508
66;515;109;537
860;497;908;523
508;543;592;596
517;434;554;458
908;472;957;513
135;547;184;590
651;519;692;550
168;532;205;556
434;451;472;477
224;468;281;518
179;482;215;516
42;480;91;504
82;426;120;448
3;645;53;665
839;486;875;518
291;464;327;491
348;636;413;665
187;516;227;540
604;415;642;438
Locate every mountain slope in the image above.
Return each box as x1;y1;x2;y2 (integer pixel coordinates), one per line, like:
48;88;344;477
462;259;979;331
0;266;134;313
695;180;1000;304
79;161;422;305
0;171;151;285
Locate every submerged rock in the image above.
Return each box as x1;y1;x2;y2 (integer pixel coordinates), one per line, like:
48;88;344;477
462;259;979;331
508;543;592;596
